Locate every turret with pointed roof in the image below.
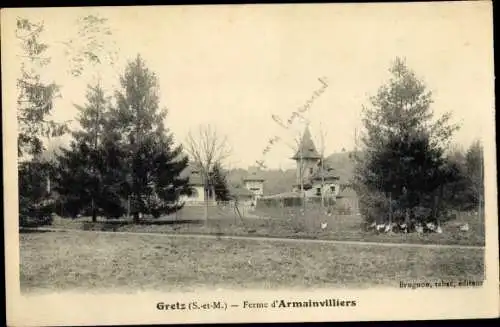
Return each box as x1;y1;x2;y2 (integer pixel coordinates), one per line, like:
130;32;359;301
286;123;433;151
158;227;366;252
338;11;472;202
292;125;322;191
291;125;322;160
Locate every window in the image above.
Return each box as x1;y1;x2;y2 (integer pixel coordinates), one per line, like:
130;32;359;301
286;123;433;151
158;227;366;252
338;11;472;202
309;167;314;174
330;186;336;193
316;188;321;196
205;188;213;198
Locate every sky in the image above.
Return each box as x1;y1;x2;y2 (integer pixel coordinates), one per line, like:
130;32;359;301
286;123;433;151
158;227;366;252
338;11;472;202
3;3;494;170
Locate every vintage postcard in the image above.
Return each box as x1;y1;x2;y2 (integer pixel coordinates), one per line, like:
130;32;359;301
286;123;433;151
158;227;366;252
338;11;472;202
2;2;499;326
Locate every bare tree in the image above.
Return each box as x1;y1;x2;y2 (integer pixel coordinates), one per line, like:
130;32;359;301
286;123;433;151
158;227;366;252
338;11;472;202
185;124;231;220
318;123;328;208
280;132;304;187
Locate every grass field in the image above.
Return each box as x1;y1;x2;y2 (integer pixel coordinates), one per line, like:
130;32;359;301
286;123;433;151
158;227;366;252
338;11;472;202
20;231;484;293
47;208;485;246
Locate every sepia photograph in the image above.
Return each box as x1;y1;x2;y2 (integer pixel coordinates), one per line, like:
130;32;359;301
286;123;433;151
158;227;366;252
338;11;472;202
2;2;499;325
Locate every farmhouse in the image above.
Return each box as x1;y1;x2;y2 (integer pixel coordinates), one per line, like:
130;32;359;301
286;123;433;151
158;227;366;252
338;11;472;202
180;126;357;213
180;164;261;206
178;166;216;205
243;169;265;206
257;125;359;213
291;125;340;199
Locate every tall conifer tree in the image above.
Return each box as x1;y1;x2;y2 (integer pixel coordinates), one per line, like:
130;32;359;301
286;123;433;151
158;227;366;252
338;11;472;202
109;55;190;221
353;58;460;225
55;83;126;220
211;162;230;202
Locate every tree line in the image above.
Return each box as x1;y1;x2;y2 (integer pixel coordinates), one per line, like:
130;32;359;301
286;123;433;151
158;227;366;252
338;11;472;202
20;55;191;223
16;17;484;229
20;55;233;224
16;16;231;225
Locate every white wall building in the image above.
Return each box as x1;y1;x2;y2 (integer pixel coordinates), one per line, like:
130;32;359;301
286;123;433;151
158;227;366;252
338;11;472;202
306;168;340;198
178;166;216;206
243;169;265;205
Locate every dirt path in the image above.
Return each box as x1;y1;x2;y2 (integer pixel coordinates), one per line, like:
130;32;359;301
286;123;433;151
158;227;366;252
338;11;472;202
23;227;485;250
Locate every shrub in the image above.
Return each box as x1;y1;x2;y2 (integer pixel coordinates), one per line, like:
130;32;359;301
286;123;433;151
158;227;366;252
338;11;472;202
19;160;55;227
19;199;54;227
358;189;390;225
412;206;433;223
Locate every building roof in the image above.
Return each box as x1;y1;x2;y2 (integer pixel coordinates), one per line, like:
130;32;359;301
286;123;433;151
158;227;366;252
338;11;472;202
323;152;356;185
292;126;322;160
243;168;265;181
229;185;254;199
338;185;357;198
181;164;205;186
310;165;340;182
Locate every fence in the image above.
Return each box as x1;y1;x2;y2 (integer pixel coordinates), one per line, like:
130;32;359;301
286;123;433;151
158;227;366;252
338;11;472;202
255;195;355;218
64;200;366;241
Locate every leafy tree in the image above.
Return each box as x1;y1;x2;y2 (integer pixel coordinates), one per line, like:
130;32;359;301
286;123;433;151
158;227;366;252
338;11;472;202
465;140;484;209
16;15;116;158
440;147;469;210
211;162;230;202
62;15;118;78
353;57;460;225
437;142;484;212
16;18;64;227
18;160;55;226
16;18;66;158
110;55;191;221
16;15;118;225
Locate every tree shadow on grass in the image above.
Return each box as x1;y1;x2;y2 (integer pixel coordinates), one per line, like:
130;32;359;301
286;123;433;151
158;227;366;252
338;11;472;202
19;228;54;234
82;219;206;231
137;219;205;225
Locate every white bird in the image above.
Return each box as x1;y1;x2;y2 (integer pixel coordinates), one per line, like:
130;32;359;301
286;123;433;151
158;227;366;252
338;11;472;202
436;226;443;234
460;223;469;232
320;222;328;230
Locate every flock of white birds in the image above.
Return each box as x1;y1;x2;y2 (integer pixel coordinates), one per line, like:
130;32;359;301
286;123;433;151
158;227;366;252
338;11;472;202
316;219;471;234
